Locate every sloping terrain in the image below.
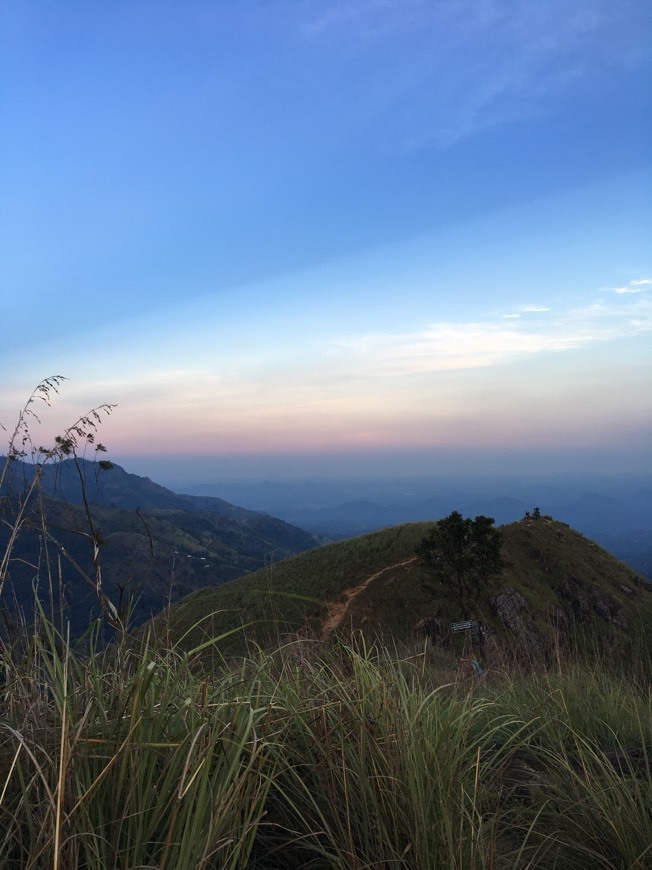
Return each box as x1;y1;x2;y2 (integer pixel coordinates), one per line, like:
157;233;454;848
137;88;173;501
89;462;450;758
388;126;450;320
1;457;263;518
0;460;321;635
156;516;652;658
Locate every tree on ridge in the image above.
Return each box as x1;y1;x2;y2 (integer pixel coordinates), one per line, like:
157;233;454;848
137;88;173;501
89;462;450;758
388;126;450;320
416;511;504;619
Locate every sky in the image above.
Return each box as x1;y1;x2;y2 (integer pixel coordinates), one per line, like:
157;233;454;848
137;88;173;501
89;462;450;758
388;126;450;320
1;0;651;487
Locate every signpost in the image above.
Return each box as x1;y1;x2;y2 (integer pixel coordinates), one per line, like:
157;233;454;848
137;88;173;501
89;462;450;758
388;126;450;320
451;620;474;633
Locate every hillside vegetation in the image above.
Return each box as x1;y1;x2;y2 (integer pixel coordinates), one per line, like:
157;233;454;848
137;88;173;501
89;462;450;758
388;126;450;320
0;458;321;634
157;515;652;661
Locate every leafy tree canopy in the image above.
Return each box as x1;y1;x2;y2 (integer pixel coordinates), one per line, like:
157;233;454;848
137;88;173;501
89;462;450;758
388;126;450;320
416;511;504;618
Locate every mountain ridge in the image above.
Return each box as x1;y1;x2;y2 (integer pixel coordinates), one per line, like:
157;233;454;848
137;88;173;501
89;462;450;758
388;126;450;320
156;516;652;660
0;457;323;635
1;456;260;519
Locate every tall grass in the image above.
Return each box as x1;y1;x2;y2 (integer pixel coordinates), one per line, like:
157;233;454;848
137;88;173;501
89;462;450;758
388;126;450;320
252;636;526;869
0;613;276;868
0;611;650;868
486;659;652;868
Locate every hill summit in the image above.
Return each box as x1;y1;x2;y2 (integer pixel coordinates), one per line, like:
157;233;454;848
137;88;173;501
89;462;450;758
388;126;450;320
157;515;652;660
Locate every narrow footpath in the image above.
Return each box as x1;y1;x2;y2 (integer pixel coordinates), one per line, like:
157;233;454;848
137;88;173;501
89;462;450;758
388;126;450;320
321;556;417;639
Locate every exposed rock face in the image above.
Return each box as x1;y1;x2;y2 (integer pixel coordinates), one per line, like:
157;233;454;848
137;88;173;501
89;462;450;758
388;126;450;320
593;597;612;621
488;586;550;662
609;605;629;631
489;588;529;633
592;592;628;628
559;580;629;630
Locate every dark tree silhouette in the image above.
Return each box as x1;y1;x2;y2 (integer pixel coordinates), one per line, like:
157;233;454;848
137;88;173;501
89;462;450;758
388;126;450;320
416;511;504;618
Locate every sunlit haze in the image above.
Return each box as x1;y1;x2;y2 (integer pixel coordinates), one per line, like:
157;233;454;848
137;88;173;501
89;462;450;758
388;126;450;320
2;1;650;486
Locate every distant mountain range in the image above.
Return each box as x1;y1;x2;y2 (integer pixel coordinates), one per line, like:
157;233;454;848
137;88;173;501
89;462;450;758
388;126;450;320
182;477;652;578
0;458;322;635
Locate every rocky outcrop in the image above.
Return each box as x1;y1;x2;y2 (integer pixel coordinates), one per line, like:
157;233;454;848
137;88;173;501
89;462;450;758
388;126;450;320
559;580;629;630
488;587;550;662
489;587;529;633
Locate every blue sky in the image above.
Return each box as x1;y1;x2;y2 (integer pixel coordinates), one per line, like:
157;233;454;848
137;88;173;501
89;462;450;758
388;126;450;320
1;0;651;485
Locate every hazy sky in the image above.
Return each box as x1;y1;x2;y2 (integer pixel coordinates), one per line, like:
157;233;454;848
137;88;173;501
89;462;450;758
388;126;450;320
2;0;651;485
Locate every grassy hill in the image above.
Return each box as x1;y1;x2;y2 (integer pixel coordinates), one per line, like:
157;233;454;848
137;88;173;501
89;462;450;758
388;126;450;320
155;515;652;660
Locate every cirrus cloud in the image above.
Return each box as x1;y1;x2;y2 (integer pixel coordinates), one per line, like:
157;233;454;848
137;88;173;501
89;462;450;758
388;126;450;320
332;292;652;377
613;277;652;294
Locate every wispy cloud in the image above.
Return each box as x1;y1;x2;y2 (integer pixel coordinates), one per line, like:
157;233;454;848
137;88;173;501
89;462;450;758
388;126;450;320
299;0;403;41
298;0;646;150
501;304;550;318
22;283;648;460
613;278;652;294
332;293;652;377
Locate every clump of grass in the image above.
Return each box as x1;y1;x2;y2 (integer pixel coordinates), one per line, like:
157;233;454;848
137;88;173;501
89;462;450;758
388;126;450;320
0;612;276;868
486;659;652;868
250;636;528;869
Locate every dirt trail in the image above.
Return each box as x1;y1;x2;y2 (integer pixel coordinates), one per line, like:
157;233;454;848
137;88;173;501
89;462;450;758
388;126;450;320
321;556;417;640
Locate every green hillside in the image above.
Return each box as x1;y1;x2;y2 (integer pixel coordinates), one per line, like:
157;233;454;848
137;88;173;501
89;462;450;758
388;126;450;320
155;515;652;660
0;490;321;636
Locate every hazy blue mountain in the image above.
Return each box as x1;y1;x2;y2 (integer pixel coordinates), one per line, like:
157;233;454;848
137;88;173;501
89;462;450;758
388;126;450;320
181;476;652;578
2;457;259;519
0;459;323;636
